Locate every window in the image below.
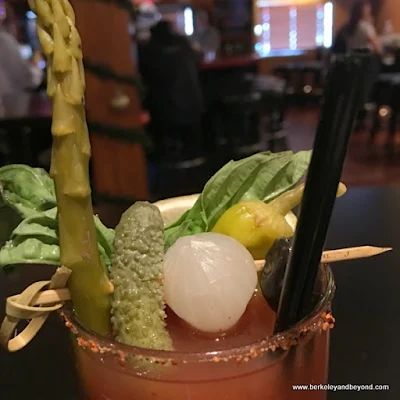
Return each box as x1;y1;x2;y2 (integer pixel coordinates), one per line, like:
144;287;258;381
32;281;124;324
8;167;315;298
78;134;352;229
254;1;333;56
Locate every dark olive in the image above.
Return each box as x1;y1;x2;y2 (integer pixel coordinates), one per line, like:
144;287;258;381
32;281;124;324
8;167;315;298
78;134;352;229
260;238;292;312
260;238;323;313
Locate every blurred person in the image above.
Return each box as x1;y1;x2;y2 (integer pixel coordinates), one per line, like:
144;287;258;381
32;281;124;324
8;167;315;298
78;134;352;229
192;10;220;60
345;0;382;56
135;0;161;43
0;11;43;96
138;20;204;161
332;25;348;55
343;0;382;112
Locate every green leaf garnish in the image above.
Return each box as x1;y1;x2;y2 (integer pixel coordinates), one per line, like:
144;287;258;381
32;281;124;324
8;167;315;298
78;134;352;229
0;164;56;217
0;166;114;271
164;151;311;250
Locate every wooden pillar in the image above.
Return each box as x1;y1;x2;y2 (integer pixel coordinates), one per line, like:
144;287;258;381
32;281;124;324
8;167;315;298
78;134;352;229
71;0;149;202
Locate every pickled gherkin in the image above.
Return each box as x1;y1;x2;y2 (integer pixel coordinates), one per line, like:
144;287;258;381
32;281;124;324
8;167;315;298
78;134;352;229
110;202;172;350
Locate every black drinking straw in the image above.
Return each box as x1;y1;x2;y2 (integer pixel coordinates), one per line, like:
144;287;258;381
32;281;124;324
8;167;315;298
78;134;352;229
274;53;370;333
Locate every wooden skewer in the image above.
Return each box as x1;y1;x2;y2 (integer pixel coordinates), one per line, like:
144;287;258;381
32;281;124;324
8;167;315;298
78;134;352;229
8;246;392;307
254;246;392;272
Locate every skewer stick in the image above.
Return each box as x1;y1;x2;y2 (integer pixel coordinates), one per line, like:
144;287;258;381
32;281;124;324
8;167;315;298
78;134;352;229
10;246;392;307
254;246;392;272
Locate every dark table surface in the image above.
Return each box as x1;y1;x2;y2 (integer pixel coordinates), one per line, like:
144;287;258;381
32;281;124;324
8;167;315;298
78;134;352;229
0;187;399;399
0;91;52;122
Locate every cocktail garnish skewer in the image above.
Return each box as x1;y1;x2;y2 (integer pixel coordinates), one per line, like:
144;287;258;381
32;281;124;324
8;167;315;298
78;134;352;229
0;245;389;319
254;245;392;271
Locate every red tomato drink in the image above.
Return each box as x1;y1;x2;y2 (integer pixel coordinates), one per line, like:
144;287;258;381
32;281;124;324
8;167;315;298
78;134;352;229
64;267;334;400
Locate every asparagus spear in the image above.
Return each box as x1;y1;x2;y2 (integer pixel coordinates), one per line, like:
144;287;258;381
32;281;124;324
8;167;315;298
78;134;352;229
30;0;112;334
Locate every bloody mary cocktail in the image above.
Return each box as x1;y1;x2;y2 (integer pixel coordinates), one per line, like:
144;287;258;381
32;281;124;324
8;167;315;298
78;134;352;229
0;1;372;399
63;264;334;400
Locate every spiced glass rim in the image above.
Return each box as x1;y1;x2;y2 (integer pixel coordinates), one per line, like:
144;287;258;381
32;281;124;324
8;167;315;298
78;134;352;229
61;265;335;363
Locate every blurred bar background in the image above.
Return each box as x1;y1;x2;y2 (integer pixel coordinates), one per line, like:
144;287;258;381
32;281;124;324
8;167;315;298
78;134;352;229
1;0;400;225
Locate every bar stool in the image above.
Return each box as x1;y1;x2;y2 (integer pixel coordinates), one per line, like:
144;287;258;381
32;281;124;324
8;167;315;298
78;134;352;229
255;75;288;151
381;48;400;74
216;83;264;159
273;63;299;96
274;61;325;101
300;61;325;97
146;114;209;200
370;73;400;144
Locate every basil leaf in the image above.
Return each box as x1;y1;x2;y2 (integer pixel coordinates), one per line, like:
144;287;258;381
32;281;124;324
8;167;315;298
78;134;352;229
164;200;206;250
0;201;22;249
0;208;115;271
202;152;293;228
0;165;56;217
258;150;311;203
0;238;60;268
0;165;56;249
164;151;311;250
94;215;115;265
12;208;58;242
0;165;115;271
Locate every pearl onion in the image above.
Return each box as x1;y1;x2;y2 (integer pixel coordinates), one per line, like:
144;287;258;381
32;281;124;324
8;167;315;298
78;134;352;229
164;233;257;333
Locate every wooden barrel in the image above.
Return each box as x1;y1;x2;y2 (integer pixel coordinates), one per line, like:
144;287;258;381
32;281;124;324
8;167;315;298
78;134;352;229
71;0;149;202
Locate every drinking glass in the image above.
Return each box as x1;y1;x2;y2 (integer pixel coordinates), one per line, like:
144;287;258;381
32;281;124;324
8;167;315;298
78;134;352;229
63;265;335;400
